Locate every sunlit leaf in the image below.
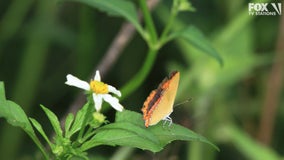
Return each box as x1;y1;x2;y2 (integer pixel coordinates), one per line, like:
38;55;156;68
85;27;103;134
170;26;223;66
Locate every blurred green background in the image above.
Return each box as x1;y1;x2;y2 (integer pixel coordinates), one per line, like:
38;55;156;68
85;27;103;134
0;0;283;159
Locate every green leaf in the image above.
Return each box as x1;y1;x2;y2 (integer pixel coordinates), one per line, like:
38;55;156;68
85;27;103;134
120;110;218;151
115;110;144;127
149;123;219;151
65;113;74;138
69;102;93;136
170;26;223;66
81;110;218;152
0;82;50;159
29;118;53;148
41;105;63;138
80;122;162;152
0;82;35;137
63;0;143;34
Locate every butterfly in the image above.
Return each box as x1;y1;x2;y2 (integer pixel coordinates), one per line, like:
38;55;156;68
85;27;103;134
142;71;180;127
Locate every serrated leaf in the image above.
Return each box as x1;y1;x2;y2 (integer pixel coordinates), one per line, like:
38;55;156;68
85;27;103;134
29;118;53;148
63;0;143;34
80;122;162;152
69;102;93;136
170;26;223;66
65;113;74;138
41;105;63;138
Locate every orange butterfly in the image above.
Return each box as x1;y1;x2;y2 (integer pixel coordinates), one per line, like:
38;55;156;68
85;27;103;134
142;71;180;127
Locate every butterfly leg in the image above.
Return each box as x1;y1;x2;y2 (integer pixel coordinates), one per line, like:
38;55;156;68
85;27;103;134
163;116;172;127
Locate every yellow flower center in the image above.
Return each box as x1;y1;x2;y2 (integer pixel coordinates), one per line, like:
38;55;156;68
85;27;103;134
89;80;109;94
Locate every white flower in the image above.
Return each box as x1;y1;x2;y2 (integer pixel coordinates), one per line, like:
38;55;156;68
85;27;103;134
65;70;124;112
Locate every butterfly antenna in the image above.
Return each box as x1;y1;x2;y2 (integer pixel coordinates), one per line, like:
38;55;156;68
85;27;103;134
174;98;193;107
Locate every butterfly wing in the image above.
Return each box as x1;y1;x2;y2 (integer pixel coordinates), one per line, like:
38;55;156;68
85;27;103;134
149;71;179;126
142;71;180;127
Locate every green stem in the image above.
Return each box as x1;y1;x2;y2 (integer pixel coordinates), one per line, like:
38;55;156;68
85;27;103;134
138;0;158;45
121;49;157;100
120;0;182;100
119;1;160;99
28;133;50;159
159;0;179;47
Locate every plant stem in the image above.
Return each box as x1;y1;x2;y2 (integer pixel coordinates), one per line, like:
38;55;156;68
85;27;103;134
139;0;158;45
28;133;50;159
159;0;179;47
121;49;157;100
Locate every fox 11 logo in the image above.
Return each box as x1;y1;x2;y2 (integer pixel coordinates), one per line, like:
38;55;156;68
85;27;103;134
248;3;282;16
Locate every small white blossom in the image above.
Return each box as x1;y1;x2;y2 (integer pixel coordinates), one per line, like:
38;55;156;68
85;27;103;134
65;70;123;112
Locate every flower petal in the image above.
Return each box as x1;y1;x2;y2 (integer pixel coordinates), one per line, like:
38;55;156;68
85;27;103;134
102;94;124;112
108;85;121;97
65;74;90;91
93;94;103;111
94;70;101;81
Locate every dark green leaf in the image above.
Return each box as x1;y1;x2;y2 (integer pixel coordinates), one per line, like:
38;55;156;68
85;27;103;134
80;122;162;152
171;26;223;66
63;0;143;34
29;118;53;148
41;105;63;138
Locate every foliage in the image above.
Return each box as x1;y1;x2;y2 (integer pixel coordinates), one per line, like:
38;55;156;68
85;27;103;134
0;0;282;159
0;82;217;159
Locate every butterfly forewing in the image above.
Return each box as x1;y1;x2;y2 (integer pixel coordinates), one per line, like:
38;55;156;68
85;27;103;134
142;71;180;127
